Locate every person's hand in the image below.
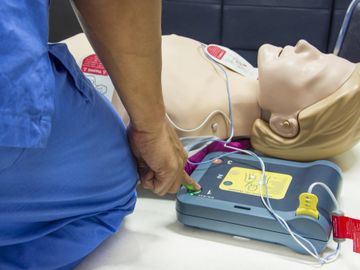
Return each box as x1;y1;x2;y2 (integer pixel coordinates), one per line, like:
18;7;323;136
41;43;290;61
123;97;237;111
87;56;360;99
128;121;201;196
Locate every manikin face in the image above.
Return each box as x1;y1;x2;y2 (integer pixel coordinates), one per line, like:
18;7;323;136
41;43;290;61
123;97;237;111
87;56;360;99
257;40;355;137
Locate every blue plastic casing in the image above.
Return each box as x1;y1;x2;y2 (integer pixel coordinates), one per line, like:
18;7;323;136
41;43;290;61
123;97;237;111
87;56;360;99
176;152;342;254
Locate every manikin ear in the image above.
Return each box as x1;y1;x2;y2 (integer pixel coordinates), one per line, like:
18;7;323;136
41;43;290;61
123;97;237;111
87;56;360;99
269;113;299;138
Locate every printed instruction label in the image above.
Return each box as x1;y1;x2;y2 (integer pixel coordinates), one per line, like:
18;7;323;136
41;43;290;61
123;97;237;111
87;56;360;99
219;167;292;200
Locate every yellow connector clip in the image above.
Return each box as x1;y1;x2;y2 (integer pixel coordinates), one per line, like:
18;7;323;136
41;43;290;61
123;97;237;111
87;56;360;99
295;192;319;219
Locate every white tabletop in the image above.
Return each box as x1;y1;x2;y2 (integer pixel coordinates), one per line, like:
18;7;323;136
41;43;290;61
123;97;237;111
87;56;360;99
75;143;360;270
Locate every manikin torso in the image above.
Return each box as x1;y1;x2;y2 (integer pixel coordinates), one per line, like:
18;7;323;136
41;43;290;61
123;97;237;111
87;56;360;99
63;34;355;140
161;35;259;139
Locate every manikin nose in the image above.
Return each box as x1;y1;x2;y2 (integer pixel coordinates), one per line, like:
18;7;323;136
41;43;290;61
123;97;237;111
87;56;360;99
294;39;320;56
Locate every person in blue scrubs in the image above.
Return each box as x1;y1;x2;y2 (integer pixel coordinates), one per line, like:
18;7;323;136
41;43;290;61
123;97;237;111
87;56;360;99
0;1;199;269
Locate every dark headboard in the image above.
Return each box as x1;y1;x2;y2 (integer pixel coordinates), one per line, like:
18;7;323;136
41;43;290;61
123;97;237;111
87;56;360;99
49;0;352;65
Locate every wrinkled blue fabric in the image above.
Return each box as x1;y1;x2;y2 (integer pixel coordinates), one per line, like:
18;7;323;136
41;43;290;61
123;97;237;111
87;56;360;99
0;47;138;268
0;1;138;269
0;0;54;148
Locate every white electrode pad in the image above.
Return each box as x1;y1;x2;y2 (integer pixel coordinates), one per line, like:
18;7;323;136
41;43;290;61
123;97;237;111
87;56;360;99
80;54;114;101
205;44;258;79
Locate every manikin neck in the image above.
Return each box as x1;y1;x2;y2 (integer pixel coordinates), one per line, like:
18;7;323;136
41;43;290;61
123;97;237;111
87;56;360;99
229;76;261;138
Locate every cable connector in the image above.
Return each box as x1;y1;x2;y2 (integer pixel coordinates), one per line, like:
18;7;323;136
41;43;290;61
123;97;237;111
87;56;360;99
332;210;346;243
295;192;319;219
332;213;360;253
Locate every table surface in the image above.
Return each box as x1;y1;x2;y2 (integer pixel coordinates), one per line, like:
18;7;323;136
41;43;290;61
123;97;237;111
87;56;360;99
76;144;360;270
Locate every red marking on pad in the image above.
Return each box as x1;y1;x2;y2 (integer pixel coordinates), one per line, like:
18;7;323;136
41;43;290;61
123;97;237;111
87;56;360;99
207;45;226;60
81;54;108;76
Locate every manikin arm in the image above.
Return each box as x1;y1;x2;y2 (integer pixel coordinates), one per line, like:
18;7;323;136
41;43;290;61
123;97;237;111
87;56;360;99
72;0;200;195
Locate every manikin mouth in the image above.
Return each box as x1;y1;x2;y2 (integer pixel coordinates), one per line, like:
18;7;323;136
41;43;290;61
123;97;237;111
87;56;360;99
278;48;284;57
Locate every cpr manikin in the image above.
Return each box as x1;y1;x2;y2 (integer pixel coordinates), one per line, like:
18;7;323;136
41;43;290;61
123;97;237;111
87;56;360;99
63;34;360;161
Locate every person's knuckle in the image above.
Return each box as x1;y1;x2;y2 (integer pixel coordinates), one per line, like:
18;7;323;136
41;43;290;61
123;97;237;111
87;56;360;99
165;160;180;174
154;187;164;196
158;187;169;196
168;188;178;194
160;157;173;169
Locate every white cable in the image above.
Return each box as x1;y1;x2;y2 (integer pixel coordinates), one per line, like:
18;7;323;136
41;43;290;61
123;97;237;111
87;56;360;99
307;182;343;262
224;144;325;261
184;44;236;166
166;110;231;133
167;42;233;136
187;43;341;264
225;144;340;264
180;136;218;153
202;42;234;144
308;182;341;211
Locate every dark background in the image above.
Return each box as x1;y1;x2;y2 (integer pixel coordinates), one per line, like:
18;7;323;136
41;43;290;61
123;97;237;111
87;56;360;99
49;0;353;66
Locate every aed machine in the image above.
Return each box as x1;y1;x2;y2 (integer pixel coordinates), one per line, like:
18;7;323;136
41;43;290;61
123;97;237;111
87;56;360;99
176;152;342;254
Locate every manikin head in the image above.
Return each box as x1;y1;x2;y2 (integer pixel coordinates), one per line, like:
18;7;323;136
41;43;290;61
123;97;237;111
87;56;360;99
252;40;360;160
63;33;360;160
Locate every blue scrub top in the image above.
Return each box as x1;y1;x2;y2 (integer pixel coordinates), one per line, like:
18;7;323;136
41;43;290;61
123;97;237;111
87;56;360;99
0;0;54;148
0;2;139;269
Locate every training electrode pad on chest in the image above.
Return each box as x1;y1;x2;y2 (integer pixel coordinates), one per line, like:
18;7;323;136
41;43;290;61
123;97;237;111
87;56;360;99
63;33;260;139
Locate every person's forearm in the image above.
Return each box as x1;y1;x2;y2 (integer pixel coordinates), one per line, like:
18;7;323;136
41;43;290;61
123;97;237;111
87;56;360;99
72;0;165;132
